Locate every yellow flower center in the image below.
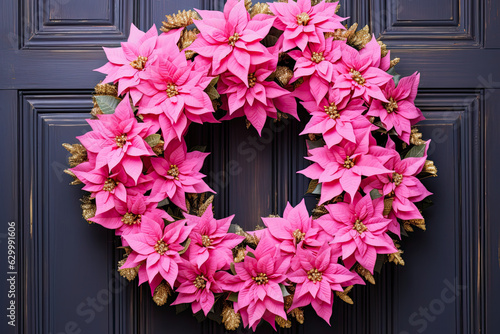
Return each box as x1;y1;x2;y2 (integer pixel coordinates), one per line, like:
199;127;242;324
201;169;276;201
121;212;141;226
166;83;179;98
353;219;368;234
307;268;322;282
248;73;257;88
154;240;169;255
115;134;127;148
130;56;148;70
343;156;355;169
293;229;306;243
103;178;118;191
324;103;340;119
201;235;212;247
167;164;179;180
311;52;325;64
252;273;269;285
392;172;403;186
350;69;365;86
228;33;240;46
384;97;398;113
296;12;311;26
193;275;207;289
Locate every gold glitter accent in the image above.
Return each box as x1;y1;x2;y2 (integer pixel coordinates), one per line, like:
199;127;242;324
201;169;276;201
245;0;252;11
324;102;340;119
167;164;179;180
234;247;247;263
410;127;426;146
94;82;118;96
275;66;293;87
276;316;292;328
117;258;140;281
161;10;200;32
336;285;354;304
250;3;273;18
154;240;169;255
130;56;148;70
80;196;96;222
390;57;400;68
248;72;257;88
350;68;365;85
307;268;323;282
378;40;389;58
343;156;355;169
153;281;171;306
222;303;241;330
293;229;306;243
392;172;403;186
353;219;367;234
290;307;304;324
121;213;141;226
115;134;127;148
178;29;199;59
384;97;398;113
296;12;310;26
311;51;325;63
62;143;88;167
403;218;426;232
64;169;82;185
388;240;405;266
347;24;372;50
355;264;375;285
166;83;179;98
103;178;118;192
228;33;240;46
193;275;207;289
252;273;269;285
201;235;212;247
383;197;394;216
423;160;438;176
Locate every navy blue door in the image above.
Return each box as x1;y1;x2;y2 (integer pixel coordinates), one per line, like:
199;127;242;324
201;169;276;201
1;0;499;333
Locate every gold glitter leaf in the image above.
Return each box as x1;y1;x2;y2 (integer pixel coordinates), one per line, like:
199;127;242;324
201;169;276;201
80;196;96;222
335;285;354;304
161;10;200;32
222;303;241;330
250;3;273;18
388;241;405;266
153;281;171;306
276;316;292;328
62;143;88;167
355;264;375;285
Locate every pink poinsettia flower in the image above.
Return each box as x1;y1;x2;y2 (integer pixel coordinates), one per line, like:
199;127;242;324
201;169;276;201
359;36;391;72
332;42;393;103
261;200;326;259
362;138;432;235
121;216;193;294
269;0;346;52
288;244;363;324
189;0;275;86
137;37;217;148
367;72;425;143
71;163;151;215
77;97;155;183
218;60;298;134
148;140;214;211
218;239;290;330
299;89;372;148
90;194;172;236
289;37;344;105
316;193;397;273
184;204;244;269
171;258;226;316
95;24;166;104
298;134;393;204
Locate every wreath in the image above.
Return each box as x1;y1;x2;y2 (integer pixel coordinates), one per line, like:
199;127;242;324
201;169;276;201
63;0;438;331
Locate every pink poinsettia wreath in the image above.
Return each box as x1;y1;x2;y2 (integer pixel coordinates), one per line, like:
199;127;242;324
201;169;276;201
64;0;437;331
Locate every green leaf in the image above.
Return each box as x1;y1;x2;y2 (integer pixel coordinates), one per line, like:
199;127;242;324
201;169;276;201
189;145;207;153
178;238;191;255
305;179;319;194
94;95;121;114
404;143;427;158
306;138;326;150
228;292;238;302
144;134;161;148
280;284;290;297
230;263;237;275
373;254;387;274
205;76;220;101
312;183;322;195
370;189;383;200
387;67;401;86
246;251;256;258
175;303;190;314
158;198;170;207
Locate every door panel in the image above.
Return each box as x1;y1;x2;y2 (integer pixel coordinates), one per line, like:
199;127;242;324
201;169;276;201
1;0;499;333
